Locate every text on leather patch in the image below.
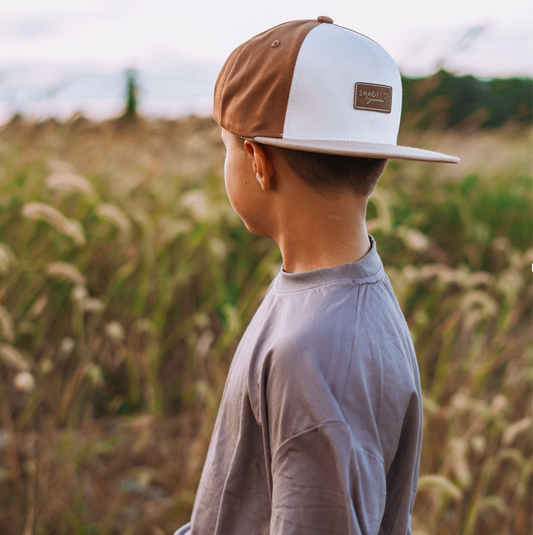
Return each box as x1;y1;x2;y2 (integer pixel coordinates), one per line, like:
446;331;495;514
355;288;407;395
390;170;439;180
354;83;392;113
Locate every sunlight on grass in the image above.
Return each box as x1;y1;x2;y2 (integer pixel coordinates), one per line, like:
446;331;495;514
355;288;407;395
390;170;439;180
0;116;530;534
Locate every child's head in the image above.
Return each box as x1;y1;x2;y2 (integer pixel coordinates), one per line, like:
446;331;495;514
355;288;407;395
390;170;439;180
214;17;458;167
215;17;458;236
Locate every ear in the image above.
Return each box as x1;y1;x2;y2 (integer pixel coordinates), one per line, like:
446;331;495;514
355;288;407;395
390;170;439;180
244;140;274;192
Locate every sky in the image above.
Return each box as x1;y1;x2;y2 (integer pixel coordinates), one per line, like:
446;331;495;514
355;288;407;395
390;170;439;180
0;0;531;122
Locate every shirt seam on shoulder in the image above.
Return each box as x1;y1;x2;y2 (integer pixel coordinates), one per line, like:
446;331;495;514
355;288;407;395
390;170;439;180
340;297;358;412
356;267;384;285
338;287;360;406
275;278;352;293
274;276;381;294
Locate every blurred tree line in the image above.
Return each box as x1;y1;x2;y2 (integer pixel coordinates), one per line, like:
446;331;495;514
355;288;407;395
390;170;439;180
401;70;532;130
120;68;531;131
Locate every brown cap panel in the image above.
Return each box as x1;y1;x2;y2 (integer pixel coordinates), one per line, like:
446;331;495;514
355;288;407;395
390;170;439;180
213;19;320;139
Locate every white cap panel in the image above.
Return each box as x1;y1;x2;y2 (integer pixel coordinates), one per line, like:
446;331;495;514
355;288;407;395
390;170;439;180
283;24;402;145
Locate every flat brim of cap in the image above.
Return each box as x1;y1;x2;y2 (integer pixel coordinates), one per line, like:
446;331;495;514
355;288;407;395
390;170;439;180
253;137;460;163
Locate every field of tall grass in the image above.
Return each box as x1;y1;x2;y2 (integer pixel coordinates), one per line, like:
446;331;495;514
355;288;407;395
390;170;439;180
0;115;530;535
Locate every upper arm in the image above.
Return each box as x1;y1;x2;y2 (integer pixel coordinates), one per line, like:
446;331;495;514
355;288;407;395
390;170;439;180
270;421;386;535
261;340;386;535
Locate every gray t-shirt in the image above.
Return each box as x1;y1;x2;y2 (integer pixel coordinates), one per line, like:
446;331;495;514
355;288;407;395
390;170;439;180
176;237;422;535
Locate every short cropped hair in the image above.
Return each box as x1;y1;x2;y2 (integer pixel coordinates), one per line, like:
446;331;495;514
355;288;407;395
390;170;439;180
237;136;386;196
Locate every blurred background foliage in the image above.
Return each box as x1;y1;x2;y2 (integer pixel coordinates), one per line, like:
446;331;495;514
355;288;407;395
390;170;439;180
0;71;531;535
402;70;532;130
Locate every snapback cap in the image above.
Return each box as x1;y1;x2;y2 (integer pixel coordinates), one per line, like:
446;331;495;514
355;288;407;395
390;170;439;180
214;17;459;164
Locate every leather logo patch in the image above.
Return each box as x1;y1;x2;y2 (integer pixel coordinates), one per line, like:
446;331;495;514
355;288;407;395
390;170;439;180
354;83;392;114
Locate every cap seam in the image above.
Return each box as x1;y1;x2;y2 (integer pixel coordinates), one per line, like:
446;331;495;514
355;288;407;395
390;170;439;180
281;134;398;142
217;43;248;131
285;26;314;136
278;21;319;136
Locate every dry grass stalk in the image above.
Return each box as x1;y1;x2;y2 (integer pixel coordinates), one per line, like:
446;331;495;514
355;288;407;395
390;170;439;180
0;305;15;343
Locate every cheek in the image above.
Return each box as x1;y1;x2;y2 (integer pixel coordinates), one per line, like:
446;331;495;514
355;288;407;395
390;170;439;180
223;151;253;209
223;159;241;209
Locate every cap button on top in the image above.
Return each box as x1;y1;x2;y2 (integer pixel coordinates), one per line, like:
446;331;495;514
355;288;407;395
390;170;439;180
317;15;334;23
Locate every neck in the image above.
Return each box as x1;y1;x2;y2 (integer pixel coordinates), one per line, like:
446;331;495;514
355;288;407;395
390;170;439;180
273;193;370;273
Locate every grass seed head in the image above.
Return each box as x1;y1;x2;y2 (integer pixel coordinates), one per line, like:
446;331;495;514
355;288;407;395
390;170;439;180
502;417;532;446
479;496;509;517
460;290;498;319
85;363;104;387
181;190;211;222
13;371;35;392
208;237;227;260
95;203;132;237
467;271;495;288
417;474;463;500
0;243;16;275
59;337;75;358
105;321;125;341
48;159;77;174
46;262;86;286
39;358;54;375
66;219;86;247
82;298;105;313
367;187;392;232
22;202;86;246
470;434;487;455
0;344;31;371
28;295;48;319
449;438;472;489
492;236;511;252
157;218;194;246
398;226;430;253
45;171;95;197
23;202;73;232
490;394;509;417
496;268;524;305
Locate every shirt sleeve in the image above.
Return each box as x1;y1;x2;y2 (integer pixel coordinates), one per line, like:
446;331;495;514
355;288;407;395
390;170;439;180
262;344;387;535
173;522;191;535
270;422;386;535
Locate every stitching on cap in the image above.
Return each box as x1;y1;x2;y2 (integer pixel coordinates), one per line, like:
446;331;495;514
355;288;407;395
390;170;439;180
218;43;248;131
281;134;396;142
280;22;317;135
285;28;312;135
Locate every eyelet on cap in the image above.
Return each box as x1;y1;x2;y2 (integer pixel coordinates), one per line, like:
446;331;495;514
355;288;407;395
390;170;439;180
317;15;333;23
271;40;280;47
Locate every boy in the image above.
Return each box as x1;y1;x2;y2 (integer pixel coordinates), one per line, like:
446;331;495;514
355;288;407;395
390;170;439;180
175;17;458;535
